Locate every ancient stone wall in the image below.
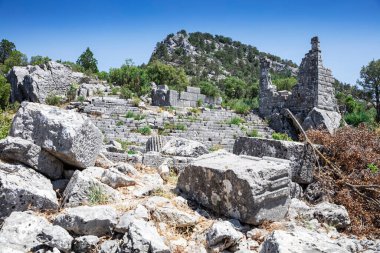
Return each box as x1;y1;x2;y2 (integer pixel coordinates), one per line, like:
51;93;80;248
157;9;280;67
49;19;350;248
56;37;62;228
258;37;341;134
151;85;222;107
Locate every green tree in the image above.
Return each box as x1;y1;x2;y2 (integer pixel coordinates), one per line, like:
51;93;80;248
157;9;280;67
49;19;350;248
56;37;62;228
146;61;189;91
0;75;11;109
0;39;16;64
358;59;380;122
4;50;28;72
30;55;51;65
109;60;150;96
76;47;98;73
222;77;247;99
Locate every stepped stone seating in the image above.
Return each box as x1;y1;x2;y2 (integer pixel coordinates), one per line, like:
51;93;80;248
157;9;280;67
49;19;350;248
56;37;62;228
81;97;274;152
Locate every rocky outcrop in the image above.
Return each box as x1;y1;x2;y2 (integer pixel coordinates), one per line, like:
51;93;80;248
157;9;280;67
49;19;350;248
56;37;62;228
7;61;84;103
0;136;64;179
177;151;291;225
233;137;315;184
206;221;243;252
0;161;59;219
10;102;103;168
302;107;342;134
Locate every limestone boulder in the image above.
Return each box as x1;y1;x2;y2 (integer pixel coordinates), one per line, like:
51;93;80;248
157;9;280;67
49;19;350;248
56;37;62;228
99;240;121;253
177;151;291;225
54;205;118;236
7;61;84;103
206;221;243;252
0;211;71;252
62;170;122;207
10;102;103;169
313;202;351;229
259;228;347;253
302;107;341;134
121;218;170;253
72;235;100;253
0;136;64;179
0;161;59;219
161;137;209;157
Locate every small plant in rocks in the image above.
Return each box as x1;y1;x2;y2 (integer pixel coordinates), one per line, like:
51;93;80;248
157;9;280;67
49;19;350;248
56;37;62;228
88;185;108;205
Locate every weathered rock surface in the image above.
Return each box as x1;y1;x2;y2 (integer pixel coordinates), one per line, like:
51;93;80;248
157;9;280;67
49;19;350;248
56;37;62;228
121;218;170;253
313;202;350;229
132;173;164;197
206;220;243;252
37;225;73;253
7;61;84;103
101;167;136;188
72;235;99;253
0;211;71;252
99;240;121;253
10;102;103;168
143;196;199;227
161;137;209;157
62;170;121;207
0;136;64;179
259;228;347;253
233;137;315;184
177;151;291;225
0;161;59;219
302;107;342;134
54;205;118;236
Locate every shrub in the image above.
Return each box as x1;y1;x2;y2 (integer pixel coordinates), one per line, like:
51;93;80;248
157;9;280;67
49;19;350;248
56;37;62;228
247;129;261;137
209;144;223;152
344;109;375;126
76;96;85;103
272;132;292;141
228;116;245;125
120;86;133;99
138;126;152;135
125;111;135;118
45;94;62;106
111;86;120;95
0;109;12;139
306;126;380;236
196;99;203;107
66;83;79;101
116;120;124;126
175;124;186;131
116;139;133;151
0;75;11;109
127;150;137;155
232;100;251;115
88;185;108;205
131;97;141;107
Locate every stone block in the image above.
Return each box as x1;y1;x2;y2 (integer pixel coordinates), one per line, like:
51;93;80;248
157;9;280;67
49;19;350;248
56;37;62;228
186;86;201;94
233;137;315;184
180;91;198;101
177;151;291;225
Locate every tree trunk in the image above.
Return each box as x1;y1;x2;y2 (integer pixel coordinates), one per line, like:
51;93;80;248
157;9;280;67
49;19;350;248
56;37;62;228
376;85;380;123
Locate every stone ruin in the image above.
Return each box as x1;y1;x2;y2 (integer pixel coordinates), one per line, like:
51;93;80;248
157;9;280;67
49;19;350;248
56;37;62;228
259;36;341;135
151;84;222;107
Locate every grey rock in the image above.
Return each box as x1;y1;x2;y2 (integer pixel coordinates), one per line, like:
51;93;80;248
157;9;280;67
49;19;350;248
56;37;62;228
305;181;328;204
0;136;64;179
112;162;138;176
101;167;136;188
161;137;209;157
177;151;291;225
37;225;73;253
115;205;150;233
302;107;342;134
62;170;121;207
72;235;99;253
146;135;170;152
206;221;243;251
313;202;351;229
10;102;103;169
0;161;59;219
54;205;118;236
132;173;164;197
7;61;84;103
287;198;313;220
121;218;169;253
95;153;115;169
143;196;199;227
143;151;165;168
0;211;51;252
259;228;347;253
290;182;303;199
99;240;121;253
233;137;315;184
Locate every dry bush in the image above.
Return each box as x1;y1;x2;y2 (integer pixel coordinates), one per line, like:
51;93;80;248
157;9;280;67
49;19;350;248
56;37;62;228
305;125;380;237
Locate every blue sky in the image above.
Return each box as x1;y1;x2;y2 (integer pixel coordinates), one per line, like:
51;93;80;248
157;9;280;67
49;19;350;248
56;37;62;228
1;0;379;84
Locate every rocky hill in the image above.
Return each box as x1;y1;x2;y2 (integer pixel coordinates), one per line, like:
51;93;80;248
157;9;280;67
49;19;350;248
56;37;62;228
150;30;298;84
